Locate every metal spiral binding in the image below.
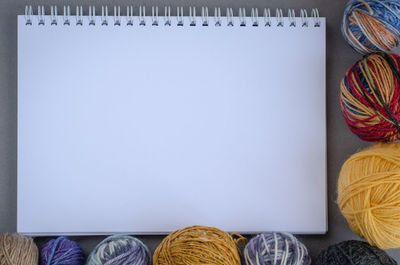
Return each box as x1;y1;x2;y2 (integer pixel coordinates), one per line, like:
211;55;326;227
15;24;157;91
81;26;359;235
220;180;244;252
276;8;283;27
251;8;259;27
25;5;33;25
214;8;221;27
226;8;233;27
177;7;184;26
239;8;246;26
88;6;95;25
263;8;271;27
300;9;308;27
38;6;45;25
152;6;159;26
76;6;83;26
201;7;209;26
63;6;70;25
189;7;196;26
164;6;171;26
312;8;321;27
23;5;321;28
288;9;296;27
139;6;146;26
101;6;108;25
127;6;134;26
50;6;58;25
114;6;121;26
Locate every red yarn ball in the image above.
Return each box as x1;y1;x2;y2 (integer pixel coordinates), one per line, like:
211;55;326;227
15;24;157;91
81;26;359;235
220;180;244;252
340;53;400;142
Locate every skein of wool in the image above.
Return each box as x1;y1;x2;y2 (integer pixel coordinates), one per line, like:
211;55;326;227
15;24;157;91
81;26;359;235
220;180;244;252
153;225;244;265
87;234;150;265
337;143;400;249
340;53;400;142
41;237;84;265
0;233;38;265
342;0;400;54
244;232;311;265
315;240;397;265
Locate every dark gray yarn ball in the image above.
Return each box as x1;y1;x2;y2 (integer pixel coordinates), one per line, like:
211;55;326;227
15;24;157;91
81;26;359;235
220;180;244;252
315;240;397;265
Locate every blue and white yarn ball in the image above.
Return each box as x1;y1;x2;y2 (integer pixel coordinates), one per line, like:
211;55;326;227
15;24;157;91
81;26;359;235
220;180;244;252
342;0;400;54
244;232;311;265
86;235;150;265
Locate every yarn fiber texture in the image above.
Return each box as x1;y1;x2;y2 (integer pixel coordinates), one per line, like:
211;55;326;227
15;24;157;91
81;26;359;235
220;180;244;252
315;240;397;265
244;232;311;265
0;233;38;265
153;225;244;265
342;0;400;54
41;237;84;265
337;143;400;249
87;234;150;265
340;53;400;142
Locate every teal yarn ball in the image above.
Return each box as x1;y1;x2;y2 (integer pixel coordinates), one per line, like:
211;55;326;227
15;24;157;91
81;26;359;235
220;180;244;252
86;235;150;265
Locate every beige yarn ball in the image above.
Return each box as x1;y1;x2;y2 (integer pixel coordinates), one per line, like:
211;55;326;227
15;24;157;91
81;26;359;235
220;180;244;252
0;233;38;265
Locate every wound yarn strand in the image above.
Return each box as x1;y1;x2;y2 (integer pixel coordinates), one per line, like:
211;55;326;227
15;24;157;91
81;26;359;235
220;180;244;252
0;233;38;265
41;237;84;265
153;225;243;265
337;143;400;249
315;240;397;264
342;0;400;54
86;234;150;265
244;232;311;265
340;53;400;141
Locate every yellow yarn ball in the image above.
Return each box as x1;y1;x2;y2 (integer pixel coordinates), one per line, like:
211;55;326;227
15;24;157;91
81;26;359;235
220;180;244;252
337;143;400;249
153;225;244;265
0;233;38;265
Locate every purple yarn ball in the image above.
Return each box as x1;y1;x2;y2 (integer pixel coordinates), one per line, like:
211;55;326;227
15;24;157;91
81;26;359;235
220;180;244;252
40;237;85;265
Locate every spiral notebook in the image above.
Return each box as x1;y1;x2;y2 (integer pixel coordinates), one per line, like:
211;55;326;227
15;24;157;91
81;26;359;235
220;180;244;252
17;6;326;235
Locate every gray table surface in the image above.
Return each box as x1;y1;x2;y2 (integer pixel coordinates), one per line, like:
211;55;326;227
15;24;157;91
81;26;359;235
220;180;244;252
1;0;400;263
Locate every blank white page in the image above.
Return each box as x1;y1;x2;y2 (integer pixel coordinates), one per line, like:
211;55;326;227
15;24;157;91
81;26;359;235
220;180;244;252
18;14;326;235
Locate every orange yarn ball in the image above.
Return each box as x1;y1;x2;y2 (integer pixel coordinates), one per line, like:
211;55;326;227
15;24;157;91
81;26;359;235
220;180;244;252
337;143;400;249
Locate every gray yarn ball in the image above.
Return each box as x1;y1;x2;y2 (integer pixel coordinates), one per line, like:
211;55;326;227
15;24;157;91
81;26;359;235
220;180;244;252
86;235;150;265
315;240;397;265
244;232;311;265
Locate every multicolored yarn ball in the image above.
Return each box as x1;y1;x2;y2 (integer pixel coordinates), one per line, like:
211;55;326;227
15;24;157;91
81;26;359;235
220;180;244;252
87;234;150;265
244;232;311;265
340;53;400;142
153;225;244;265
41;237;84;265
0;233;38;265
315;240;397;265
337;143;400;249
342;0;400;54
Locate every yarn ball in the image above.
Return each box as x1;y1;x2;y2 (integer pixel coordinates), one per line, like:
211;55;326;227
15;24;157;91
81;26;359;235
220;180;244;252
40;237;84;265
244;232;311;265
153;225;242;265
315;240;397;265
0;233;38;265
337;143;400;249
87;234;150;265
340;53;400;142
342;0;400;54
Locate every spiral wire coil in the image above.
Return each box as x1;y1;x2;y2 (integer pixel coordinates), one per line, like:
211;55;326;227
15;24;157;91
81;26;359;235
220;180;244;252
24;6;321;27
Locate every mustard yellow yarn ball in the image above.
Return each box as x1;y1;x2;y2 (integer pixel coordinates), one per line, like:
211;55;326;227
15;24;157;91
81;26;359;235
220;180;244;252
337;143;400;249
153;225;242;265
